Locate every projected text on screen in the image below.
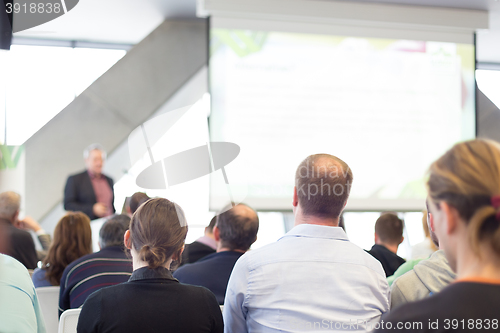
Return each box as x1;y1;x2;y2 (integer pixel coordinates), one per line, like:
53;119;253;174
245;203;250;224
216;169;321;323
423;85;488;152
209;29;476;211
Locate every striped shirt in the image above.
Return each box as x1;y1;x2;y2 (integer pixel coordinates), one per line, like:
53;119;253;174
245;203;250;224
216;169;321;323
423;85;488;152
59;246;133;316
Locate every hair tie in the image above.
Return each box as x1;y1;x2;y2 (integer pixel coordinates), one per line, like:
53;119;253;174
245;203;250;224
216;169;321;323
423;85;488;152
491;195;500;220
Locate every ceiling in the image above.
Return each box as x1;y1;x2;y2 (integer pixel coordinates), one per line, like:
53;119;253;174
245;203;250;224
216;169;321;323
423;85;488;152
13;0;500;63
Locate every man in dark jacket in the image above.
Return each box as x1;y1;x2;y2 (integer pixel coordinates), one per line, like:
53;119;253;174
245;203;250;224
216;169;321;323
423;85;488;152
367;213;406;276
0;191;51;269
174;204;259;304
64;143;115;220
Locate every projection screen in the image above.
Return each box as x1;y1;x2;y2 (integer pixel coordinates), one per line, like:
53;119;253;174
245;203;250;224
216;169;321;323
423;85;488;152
208;18;476;211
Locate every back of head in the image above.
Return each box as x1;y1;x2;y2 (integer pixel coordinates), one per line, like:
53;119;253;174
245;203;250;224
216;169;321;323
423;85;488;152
128;198;188;269
0;191;21;221
427;139;500;255
375;213;404;245
99;214;131;249
206;215;217;233
295;154;353;219
129;192;151;215
216;204;259;251
43;212;92;285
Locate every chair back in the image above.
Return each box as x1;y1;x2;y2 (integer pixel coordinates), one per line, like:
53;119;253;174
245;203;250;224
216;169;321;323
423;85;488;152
58;308;82;333
36;286;60;333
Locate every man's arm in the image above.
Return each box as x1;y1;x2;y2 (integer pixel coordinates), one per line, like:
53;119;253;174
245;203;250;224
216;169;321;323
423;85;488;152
223;255;249;333
390;277;409;310
64;175;94;218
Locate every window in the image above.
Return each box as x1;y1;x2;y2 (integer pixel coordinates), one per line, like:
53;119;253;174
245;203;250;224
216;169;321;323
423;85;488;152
476;69;500;109
0;44;126;145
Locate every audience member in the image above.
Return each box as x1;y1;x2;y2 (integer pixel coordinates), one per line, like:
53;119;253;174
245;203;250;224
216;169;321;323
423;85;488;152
127;192;150;216
410;210;438;259
77;198;223;333
0;254;46;333
387;211;435;285
390;205;455;309
0;191;51;269
367;213;406;276
377;139;500;332
174;203;259;304
64;144;115;220
223;154;389;332
180;216;218;265
90;192;150;252
59;214;132;315
32;212;92;288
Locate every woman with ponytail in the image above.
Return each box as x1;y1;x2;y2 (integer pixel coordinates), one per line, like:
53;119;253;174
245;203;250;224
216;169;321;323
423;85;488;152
77;198;223;333
377;139;500;332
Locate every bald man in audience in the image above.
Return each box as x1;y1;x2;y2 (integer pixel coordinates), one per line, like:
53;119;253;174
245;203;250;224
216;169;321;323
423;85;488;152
367;213;406;276
223;154;389;333
174;204;259;304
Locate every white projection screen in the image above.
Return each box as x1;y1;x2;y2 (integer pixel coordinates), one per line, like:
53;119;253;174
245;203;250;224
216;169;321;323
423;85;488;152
208;17;476;211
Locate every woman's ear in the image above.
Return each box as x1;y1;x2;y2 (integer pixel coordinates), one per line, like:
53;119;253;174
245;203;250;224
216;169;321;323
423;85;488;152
124;230;132;250
441;202;459;235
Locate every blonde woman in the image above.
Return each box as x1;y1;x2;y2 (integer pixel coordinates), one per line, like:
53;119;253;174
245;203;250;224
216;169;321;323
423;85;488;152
377;139;500;332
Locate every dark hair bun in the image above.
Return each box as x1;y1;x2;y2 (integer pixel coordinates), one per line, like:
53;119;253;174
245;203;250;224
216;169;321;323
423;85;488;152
140;244;167;269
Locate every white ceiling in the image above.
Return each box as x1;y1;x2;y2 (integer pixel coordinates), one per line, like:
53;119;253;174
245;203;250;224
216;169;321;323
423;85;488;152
13;0;500;63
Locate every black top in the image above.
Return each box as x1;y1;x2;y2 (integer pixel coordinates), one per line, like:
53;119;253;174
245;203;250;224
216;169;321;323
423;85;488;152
174;251;244;304
181;241;216;266
367;244;405;277
77;266;223;333
63;170;115;220
0;219;38;269
375;281;500;333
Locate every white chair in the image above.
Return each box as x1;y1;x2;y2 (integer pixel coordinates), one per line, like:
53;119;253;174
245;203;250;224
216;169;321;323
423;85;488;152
36;286;60;333
58;309;81;333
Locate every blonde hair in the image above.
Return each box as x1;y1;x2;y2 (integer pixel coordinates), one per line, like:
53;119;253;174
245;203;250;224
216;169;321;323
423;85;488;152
427;139;500;255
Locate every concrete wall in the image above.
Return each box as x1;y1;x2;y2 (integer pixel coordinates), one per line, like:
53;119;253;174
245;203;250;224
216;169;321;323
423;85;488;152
477;86;500;142
25;19;207;221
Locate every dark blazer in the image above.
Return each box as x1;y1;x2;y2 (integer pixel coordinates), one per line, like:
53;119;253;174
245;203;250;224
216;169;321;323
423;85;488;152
174;251;244;304
77;267;223;333
0;219;38;269
181;241;216;266
64;170;115;220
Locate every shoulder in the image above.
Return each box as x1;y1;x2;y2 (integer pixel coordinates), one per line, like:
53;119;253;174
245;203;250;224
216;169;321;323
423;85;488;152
62;251;97;277
66;170;88;184
383;294;439;326
0;254;33;291
11;227;34;243
385;283;471;325
174;261;198;276
32;267;45;278
104;174;114;184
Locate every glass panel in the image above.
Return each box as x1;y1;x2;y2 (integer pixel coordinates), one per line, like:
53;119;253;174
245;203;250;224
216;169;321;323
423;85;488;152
476;69;500;108
3;45;126;145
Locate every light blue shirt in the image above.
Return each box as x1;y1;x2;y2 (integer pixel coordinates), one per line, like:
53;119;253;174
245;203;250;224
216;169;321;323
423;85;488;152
223;224;390;333
0;254;47;333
